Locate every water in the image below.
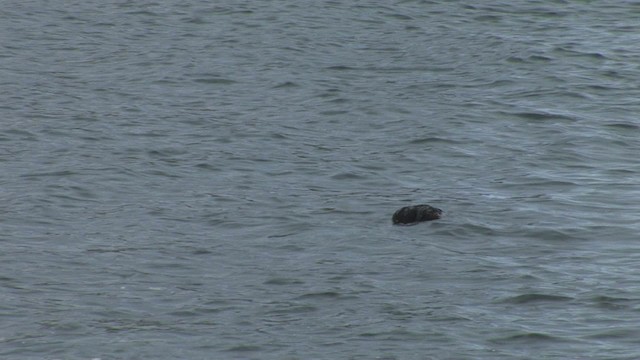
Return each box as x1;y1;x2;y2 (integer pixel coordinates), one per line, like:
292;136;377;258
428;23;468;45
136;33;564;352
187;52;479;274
2;1;640;359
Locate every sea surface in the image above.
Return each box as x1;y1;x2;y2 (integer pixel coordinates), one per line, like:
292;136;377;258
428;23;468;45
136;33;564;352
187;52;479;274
2;1;640;359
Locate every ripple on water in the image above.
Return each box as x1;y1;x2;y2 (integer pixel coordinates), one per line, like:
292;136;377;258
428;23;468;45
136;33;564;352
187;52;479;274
4;1;640;359
263;277;305;286
500;293;575;305
589;295;636;311
489;332;570;345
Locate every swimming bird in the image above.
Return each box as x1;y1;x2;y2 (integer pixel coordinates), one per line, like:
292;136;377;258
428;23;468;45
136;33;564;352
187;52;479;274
392;204;442;225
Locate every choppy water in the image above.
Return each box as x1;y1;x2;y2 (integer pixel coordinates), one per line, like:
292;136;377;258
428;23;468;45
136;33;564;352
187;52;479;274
2;1;640;359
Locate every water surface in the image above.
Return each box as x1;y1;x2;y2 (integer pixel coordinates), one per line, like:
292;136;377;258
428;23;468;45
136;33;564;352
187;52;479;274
2;1;640;359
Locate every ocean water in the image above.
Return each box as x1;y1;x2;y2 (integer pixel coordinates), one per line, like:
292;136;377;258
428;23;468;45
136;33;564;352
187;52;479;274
2;1;640;359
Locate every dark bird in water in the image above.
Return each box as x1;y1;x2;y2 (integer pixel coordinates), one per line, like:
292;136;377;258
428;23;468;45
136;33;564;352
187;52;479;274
392;204;442;225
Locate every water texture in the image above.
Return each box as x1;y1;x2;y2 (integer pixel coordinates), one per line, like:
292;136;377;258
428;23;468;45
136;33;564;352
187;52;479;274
2;1;640;359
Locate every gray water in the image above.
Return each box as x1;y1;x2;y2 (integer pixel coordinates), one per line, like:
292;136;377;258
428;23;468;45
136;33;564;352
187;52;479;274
2;1;640;359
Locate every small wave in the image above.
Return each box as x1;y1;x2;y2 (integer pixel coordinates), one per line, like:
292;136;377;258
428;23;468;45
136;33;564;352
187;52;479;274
490;332;566;344
525;228;579;242
264;277;305;285
325;65;355;71
430;223;497;238
500;293;574;304
552;46;610;60
590;295;634;310
272;81;299;89
192;77;236;85
604;122;639;130
506;111;577;122
296;291;343;300
325;65;455;72
225;344;262;353
407;136;461;145
358;328;423;340
583;327;640;340
264;303;318;315
330;172;367;180
20;170;77;178
506;54;553;63
319;109;350;116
